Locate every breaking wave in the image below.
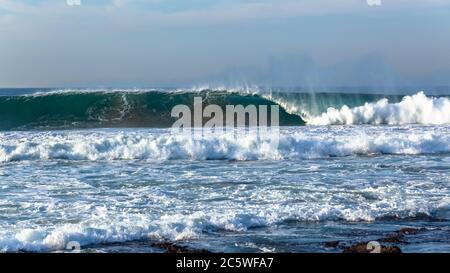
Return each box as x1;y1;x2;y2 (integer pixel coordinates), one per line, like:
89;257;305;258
0;89;303;131
1;191;449;252
1;126;450;162
1;88;449;130
308;92;450;125
2;207;449;252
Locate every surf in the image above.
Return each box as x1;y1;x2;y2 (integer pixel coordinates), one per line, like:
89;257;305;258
0;89;304;131
1;125;450;162
308;91;450;125
1;88;449;131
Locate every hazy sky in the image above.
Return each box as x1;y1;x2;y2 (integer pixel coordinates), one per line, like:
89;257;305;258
1;0;450;88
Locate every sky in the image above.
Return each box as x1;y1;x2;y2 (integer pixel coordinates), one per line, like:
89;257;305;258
0;0;450;89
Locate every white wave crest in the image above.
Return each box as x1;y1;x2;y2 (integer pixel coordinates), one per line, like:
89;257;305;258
308;92;450;125
1;126;450;163
1;197;449;252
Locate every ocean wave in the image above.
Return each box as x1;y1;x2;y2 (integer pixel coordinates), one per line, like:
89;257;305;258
1;126;450;162
1;88;449;130
0;89;304;130
308;92;450;125
1;196;449;252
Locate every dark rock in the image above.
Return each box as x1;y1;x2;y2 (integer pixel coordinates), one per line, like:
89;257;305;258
324;241;340;248
396;227;426;236
343;242;402;253
151;242;210;253
381;246;402;253
341;227;428;253
379;227;427;244
378;236;403;243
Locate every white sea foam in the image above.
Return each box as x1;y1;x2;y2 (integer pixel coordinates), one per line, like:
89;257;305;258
308;92;450;125
1;193;448;252
1;126;449;252
0;201;447;252
1;126;450;163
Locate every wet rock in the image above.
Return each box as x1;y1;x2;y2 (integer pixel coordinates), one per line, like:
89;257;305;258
378;236;403;243
324;241;340;248
151;242;211;253
343;242;401;253
340;227;429;253
396;227;426;236
379;227;428;244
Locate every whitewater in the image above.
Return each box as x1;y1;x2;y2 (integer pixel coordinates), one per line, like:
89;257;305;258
308;92;450;125
1;126;450;162
0;88;449;253
1;89;450;130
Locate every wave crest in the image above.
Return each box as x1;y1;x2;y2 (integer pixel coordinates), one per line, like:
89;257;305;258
0;89;303;130
1;126;450;162
308;92;450;125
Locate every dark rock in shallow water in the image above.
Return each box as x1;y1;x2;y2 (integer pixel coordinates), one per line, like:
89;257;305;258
396;227;426;236
378;236;403;243
343;242;402;253
342;227;427;253
324;241;340;248
379;227;428;244
151;242;210;253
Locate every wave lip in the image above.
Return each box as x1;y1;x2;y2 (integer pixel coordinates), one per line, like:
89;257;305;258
308;92;450;125
0;89;304;131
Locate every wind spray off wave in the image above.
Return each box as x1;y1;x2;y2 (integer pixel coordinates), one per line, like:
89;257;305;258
1;89;449;130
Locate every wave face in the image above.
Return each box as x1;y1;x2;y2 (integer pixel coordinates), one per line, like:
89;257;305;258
1;89;449;131
0;89;304;131
1;126;450;163
308;92;450;125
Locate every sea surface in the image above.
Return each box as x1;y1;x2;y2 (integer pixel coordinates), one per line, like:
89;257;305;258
0;88;449;253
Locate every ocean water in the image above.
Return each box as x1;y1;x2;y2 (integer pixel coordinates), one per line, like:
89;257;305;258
0;88;449;253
